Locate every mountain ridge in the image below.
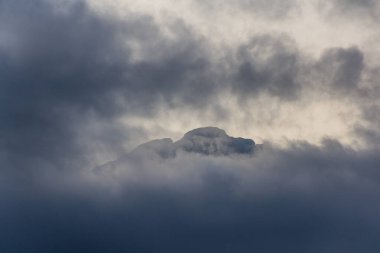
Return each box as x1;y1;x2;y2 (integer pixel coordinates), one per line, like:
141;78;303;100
93;127;257;173
132;127;256;158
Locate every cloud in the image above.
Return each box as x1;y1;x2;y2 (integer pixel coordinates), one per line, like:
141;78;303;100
199;0;300;19
1;0;380;251
0;0;133;171
1;0;378;175
318;0;380;22
354;105;380;148
314;46;365;95
2;137;380;253
0;0;219;173
232;34;302;101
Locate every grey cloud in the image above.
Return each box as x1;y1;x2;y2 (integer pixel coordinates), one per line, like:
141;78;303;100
355;125;380;148
318;0;380;21
237;0;300;19
308;46;380;148
231;39;372;102
315;46;364;95
1;1;380;252
354;105;380;148
0;0;376;178
233;34;301;101
331;0;377;10
0;0;218;173
2;139;380;253
200;0;300;19
0;0;132;171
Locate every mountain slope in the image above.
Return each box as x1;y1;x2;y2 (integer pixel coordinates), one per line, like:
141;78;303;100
94;127;257;173
132;127;256;158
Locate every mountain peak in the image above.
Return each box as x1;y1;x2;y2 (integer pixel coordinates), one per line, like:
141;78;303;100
95;127;257;173
132;127;256;158
175;127;255;156
183;127;228;139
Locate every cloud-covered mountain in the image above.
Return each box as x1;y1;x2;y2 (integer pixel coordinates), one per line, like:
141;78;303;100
95;127;257;174
132;127;256;158
1;0;380;252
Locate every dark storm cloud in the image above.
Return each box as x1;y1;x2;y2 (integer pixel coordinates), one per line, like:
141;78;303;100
230;37;374;103
2;0;377;175
1;0;380;252
0;0;217;173
233;34;301;101
0;0;132;172
237;0;300;18
200;0;300;19
2;140;380;253
354;104;380;148
331;0;377;10
318;0;380;21
315;46;365;95
310;46;380;147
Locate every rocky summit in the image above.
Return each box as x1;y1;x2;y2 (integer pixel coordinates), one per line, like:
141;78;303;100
94;127;257;174
131;127;256;159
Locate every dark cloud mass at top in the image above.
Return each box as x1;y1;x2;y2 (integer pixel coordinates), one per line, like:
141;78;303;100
0;0;217;173
1;0;380;252
234;34;301;100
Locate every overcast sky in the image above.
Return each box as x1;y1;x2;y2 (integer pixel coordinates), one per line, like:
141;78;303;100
1;0;380;252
